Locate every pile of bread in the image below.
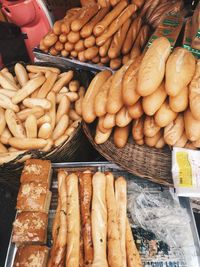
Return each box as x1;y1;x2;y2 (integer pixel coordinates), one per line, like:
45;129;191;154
82;37;200;150
39;0;183;69
0;64;84;164
48;170;142;267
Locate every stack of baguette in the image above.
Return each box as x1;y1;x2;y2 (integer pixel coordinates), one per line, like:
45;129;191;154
0;63;84;164
48;169;142;267
39;0;184;69
82;37;200;150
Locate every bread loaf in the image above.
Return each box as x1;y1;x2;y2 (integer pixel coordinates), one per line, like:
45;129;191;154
113;125;130;148
189;61;200;120
155;100;177;128
164;114;184;146
184;108;200;141
144;116;160;137
169;86;188;112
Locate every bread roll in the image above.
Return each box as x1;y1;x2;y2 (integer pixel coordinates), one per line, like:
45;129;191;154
96;4;137;46
169;86;188;113
189;62;200;120
82;70;112;123
91;172;108;267
155;100;177;128
122;56;142;106
144;116;160;137
95;126;112;144
132;117;144;141
127;99;143;119
107;61;133;114
14;63;29;87
93;1;128;37
184;109;200;141
165;48;196;96
164;114;184;146
137;37;171;96
114;124;130;148
142;82;167;116
145;130;162;147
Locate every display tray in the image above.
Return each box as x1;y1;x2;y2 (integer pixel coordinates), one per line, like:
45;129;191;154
5;162;200;267
33;48;113;73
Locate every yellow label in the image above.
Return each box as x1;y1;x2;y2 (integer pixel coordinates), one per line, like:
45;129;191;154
176;152;192;187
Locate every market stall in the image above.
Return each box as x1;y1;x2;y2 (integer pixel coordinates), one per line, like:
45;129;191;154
0;0;200;266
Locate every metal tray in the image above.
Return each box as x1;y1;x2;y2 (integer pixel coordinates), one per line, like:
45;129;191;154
4;162;200;267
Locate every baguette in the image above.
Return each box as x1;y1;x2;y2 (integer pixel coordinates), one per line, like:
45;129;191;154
107;61;133;114
71;4;99;32
114;124;130;148
155;100;177;128
91;172;108;267
12;76;46;104
109;58;122;70
75;86;85;116
47;92;56;130
52;71;73;93
106;172;123;267
69;80;80;92
69;109;81;121
116;106;132;127
80;7;110;38
0;72;19;91
54;134;69;147
74;40;85;52
103;113;116;129
0;89;16;98
169;86;188;112
95;126;112;144
155;136;166;149
189;63;200;120
127;99;143;119
0;142;8;153
53;20;62;35
24;115;37;138
43;32;58;47
165;48;196;96
0;107;6;135
26;65;60;74
99;38;112;57
82;70;112;123
0;127;12;145
5;109;26;138
68;31;81;44
65;42;74;52
96;4;137;46
122;57;142;106
100;56;110;64
115;177;127;267
0;151;29;165
110;0;121;5
52;114;69;140
164;114;184;146
23;98;51;110
126;217;142;267
132;117;144;141
108;19;131;59
0;93;19;112
184;109;200;141
137;37;171;96
37;72;58;98
14;63;29;87
122;17;142;55
78;51;87;62
9;137;47;150
144;116;160;138
97;116;109;133
59;33;68;43
49;47;59;56
55;41;64;51
84;47;99;60
79;172;93;267
37;114;51;127
142;82;167;116
93;1;128;37
41;138;53;152
94;75;113;117
17;106;44;121
56;95;70;123
38;123;52;139
174;131;188;148
84;35;96;48
145;130;162;147
122;54;130;65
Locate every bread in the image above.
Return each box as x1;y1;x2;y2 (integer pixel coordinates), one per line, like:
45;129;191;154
99;38;112;57
20;159;52;186
66;173;80;267
132;117;144;141
37;72;58;98
12;211;48;245
14;63;29;87
155;100;177;128
109;58;122;70
137;37;171;96
79;172;93;266
91;172;108;267
13;245;49;267
116;106;132;127
164;114;184;146
145;130;162;147
16;182;51;213
142;82;167;116
184;108;200;142
174;131;187;148
127;99;143;119
144;116;160;137
169;86;188;112
106;172;123;267
165;48;196;96
113;124;130;148
95;126;112;144
189;61;200;120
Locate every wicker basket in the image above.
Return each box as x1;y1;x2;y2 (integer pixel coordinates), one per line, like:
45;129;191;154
83;122;173;187
0;62;94;189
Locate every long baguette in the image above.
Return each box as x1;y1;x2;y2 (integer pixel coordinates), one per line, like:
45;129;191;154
79;171;93;267
116;106;132;127
115;177;127;267
8;137;47;150
26;65;61;74
66;173;80;267
106;172;123;267
52;71;73;93
91;172;108;267
113;125;130;148
12;76;46;104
